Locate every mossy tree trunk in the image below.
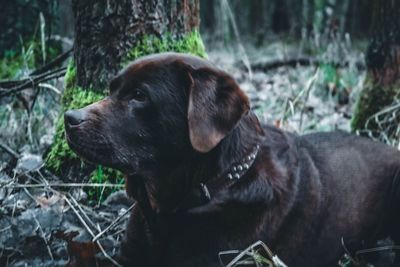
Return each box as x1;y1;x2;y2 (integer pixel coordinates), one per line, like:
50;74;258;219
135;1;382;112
72;0;203;90
46;0;205;194
351;0;400;138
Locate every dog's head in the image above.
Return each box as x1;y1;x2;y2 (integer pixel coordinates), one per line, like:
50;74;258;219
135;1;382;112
64;52;250;186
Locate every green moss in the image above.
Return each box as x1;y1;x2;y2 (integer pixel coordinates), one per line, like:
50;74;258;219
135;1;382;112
45;61;124;200
88;166;125;203
45;88;105;172
0;55;27;80
351;77;400;132
123;30;207;64
63;60;77;94
46;61;102;171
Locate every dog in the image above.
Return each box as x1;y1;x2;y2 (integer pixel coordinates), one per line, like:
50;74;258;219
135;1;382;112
64;52;400;267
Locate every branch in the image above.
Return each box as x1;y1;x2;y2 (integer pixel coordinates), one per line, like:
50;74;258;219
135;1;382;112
244;56;365;72
0;48;72;89
30;48;73;76
0;67;67;98
0;141;19;159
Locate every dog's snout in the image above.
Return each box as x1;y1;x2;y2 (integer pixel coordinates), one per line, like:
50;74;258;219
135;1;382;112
65;109;86;126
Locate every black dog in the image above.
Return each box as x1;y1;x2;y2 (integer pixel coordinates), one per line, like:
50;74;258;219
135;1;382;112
64;53;400;266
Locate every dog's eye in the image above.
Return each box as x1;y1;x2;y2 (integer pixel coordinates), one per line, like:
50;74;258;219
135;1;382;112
131;90;147;102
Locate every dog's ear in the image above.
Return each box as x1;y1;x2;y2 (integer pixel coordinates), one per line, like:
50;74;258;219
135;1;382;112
187;68;250;153
109;75;123;94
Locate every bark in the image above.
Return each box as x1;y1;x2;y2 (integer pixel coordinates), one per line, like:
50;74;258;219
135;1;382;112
351;0;400;135
71;0;200;90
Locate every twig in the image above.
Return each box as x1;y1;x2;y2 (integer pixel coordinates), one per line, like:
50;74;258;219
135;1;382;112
33;214;54;260
356;245;400;256
22;173;123;266
0;141;19;159
38;82;61;95
0;226;11;234
0;49;72;89
68;193;98;230
219;240;287;267
92;203;135;242
2;183;125;188
22;187;38;204
30;48;72;76
96;240;122;267
64;195;96;238
0;67;66;98
246;56;365;72
0;67;65;89
64;194;122;266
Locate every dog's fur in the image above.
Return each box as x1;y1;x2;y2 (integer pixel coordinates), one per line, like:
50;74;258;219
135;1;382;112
65;53;400;267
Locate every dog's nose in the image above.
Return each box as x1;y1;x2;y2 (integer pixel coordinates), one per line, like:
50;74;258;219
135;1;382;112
64;109;86;126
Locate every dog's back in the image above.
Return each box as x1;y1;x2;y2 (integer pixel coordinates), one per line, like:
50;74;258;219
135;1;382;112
293;131;400;265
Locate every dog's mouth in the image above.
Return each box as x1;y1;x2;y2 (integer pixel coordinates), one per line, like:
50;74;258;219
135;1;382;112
65;128;114;165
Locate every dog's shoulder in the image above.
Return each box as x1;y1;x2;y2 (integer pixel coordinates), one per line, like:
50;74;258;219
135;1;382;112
260;124;299;165
261;124;298;146
300;130;353;145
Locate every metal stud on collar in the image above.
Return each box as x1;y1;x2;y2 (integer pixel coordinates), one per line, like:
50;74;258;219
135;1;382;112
226;144;260;182
198;144;260;202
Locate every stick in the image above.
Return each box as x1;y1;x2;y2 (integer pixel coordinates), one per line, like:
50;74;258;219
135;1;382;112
0;49;72;88
30;48;72;76
68;193;98;230
0;141;19;159
0;67;66;98
2;183;125;188
33;214;54;260
92;203;135;242
64;195;122;267
22;173;123;266
247;57;365;72
64;195;96;238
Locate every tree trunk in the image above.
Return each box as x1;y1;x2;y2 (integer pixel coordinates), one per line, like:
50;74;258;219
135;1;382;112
346;0;374;39
351;0;400;144
46;0;205;185
73;0;201;90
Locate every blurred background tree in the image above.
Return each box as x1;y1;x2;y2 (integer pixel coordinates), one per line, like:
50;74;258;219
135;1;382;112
351;0;400;144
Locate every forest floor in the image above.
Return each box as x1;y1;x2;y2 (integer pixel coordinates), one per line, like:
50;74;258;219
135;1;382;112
0;41;376;267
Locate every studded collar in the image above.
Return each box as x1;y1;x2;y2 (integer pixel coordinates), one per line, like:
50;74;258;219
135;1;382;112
177;144;260;211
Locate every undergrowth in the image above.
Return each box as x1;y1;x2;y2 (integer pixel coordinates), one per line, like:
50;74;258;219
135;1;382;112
0;40;61;80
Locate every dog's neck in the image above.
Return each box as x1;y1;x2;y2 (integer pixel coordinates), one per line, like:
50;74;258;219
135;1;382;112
208;112;264;179
127;111;264;214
